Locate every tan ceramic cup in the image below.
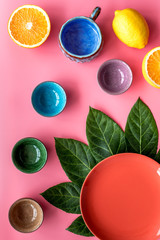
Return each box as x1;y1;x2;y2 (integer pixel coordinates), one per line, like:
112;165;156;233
8;198;43;233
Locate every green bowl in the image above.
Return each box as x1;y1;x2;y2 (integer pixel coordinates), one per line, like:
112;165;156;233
12;138;47;173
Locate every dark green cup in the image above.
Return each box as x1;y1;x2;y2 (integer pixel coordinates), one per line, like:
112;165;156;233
12;137;47;173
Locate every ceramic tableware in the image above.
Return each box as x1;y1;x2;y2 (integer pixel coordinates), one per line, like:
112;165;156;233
31;81;67;117
9;198;43;233
80;153;160;240
12;137;47;173
59;7;103;62
97;59;133;94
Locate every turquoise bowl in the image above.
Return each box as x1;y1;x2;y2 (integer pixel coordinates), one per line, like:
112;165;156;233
31;81;67;117
12;138;47;173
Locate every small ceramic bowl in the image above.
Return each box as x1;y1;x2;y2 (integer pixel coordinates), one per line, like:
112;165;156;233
97;59;133;95
31;81;67;117
59;7;103;62
9;198;43;233
12;137;47;173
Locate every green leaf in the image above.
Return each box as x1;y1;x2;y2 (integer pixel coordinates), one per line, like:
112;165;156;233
154;149;160;163
66;215;94;237
125;98;158;158
55;138;97;187
86;107;127;161
41;182;81;214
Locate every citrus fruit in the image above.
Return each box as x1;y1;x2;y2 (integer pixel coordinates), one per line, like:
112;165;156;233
8;5;51;48
112;8;149;49
142;47;160;88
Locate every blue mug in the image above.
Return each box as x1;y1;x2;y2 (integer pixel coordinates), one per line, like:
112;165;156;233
59;7;103;63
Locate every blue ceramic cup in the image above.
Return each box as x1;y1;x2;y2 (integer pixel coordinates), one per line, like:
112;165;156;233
59;7;103;62
31;81;67;117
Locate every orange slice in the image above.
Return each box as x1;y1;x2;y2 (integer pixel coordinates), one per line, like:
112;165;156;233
8;5;51;48
142;47;160;88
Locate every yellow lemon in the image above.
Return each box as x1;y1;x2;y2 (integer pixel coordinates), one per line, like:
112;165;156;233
112;8;149;49
142;47;160;88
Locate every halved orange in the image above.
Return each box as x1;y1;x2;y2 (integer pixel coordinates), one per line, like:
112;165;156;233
142;47;160;88
8;5;51;48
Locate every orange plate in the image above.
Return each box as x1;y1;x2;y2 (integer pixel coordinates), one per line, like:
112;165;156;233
80;153;160;240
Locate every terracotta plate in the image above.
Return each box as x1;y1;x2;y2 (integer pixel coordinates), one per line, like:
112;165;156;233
80;153;160;240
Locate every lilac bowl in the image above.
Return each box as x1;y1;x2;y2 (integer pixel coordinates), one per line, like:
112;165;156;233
97;59;133;95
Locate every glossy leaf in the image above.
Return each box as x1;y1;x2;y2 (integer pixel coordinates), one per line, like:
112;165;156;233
41;182;81;214
55;138;97;187
86;107;127;161
125;98;158;158
42;101;159;237
154;149;160;163
66;215;94;237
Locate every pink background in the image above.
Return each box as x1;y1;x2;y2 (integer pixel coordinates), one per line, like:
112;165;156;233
1;0;160;239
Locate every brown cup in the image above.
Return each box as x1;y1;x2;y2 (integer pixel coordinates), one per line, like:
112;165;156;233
8;198;43;233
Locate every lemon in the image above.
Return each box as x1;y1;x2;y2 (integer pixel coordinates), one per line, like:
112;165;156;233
112;8;149;49
142;47;160;88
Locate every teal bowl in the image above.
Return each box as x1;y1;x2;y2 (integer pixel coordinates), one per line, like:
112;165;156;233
12;138;47;173
31;81;67;117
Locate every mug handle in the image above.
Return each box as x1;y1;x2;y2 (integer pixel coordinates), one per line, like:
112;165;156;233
89;7;101;21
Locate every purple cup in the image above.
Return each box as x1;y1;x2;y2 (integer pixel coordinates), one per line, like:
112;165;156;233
97;59;133;95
